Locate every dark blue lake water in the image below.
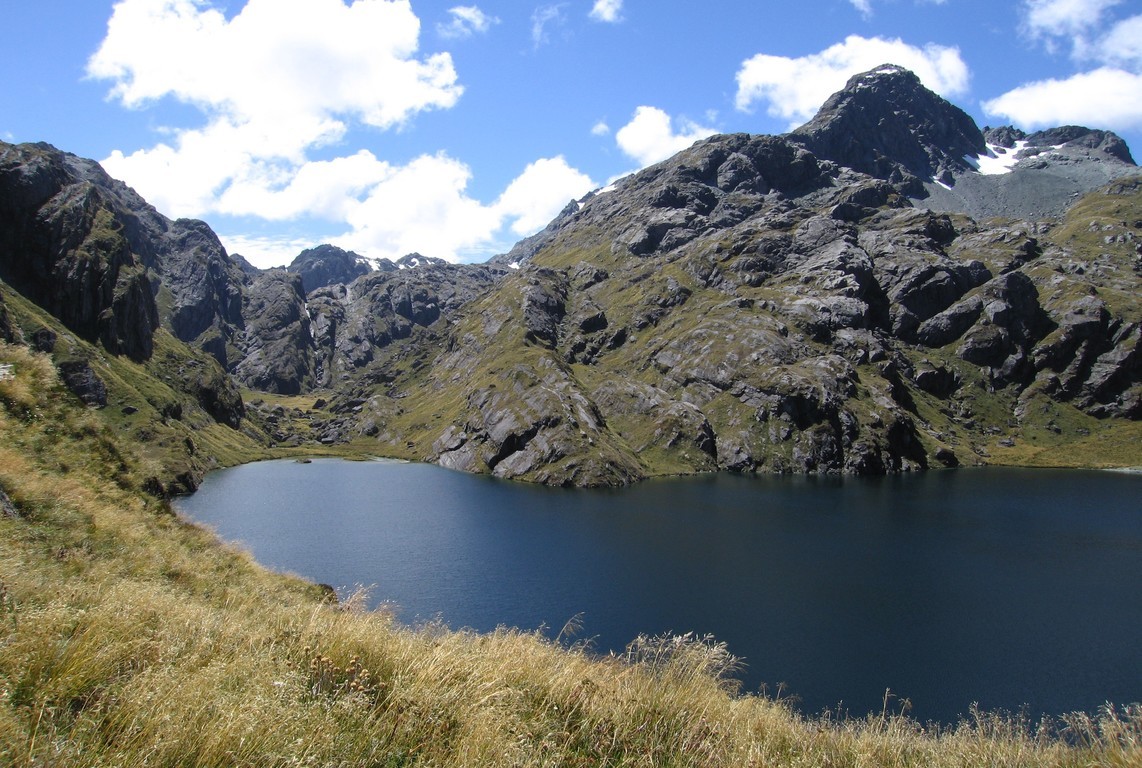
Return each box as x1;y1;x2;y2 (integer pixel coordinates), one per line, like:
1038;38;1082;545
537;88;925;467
174;460;1141;724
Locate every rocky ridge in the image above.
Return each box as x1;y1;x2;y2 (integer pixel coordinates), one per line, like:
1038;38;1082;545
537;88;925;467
0;65;1139;487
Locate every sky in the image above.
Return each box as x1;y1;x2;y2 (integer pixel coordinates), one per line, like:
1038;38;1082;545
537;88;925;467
3;1;1141;268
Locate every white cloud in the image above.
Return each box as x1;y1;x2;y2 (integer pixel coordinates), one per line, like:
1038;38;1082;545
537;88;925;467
1023;0;1121;40
220;234;320;270
848;0;873;18
531;4;567;49
615;106;717;167
89;0;461;131
589;0;623;23
210;153;595;267
218;150;393;221
982;67;1142;131
337;153;500;262
1099;14;1142;66
995;4;1142;132
494;156;594;235
437;5;498;39
89;0;463;217
87;0;593;266
734;35;971;126
331;153;593;262
591;120;611;136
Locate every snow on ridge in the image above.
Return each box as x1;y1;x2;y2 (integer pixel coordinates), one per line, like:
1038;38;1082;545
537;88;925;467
968;140;1029;176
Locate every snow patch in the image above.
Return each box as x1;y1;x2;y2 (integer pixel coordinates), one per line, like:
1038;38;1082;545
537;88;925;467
508;261;520;270
968;141;1029;176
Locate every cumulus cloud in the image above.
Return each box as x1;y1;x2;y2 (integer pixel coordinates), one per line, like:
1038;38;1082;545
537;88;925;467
591;120;611;136
87;0;593;266
1022;0;1121;41
89;0;461;131
589;0;623;23
982;67;1142;131
985;4;1142;133
494;157;594;235
89;0;462;216
437;5;498;39
331;153;593;263
615;106;717;167
337;153;500;262
1102;14;1142;66
734;35;970;126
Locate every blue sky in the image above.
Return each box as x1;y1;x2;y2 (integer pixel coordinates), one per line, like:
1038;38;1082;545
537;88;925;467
3;0;1141;268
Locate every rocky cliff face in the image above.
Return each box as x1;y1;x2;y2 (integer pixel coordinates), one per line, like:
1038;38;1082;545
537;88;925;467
0;143;159;361
0;140;249;437
0;141;252;369
1;66;1138;486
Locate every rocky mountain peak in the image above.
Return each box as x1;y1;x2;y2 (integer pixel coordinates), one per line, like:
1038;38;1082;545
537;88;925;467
394;253;449;270
791;64;986;193
289;244;371;293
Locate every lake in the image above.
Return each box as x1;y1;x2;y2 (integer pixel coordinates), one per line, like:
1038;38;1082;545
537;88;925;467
173;459;1141;724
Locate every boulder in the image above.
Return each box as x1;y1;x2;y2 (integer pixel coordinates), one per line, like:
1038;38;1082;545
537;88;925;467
57;359;107;407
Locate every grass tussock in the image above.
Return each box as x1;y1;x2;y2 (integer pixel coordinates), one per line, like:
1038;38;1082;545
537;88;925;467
1;340;1140;767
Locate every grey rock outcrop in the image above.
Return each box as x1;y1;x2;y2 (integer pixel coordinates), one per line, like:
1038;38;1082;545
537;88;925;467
56;359;107;407
289;244;370;293
0;142;159;361
232;270;316;394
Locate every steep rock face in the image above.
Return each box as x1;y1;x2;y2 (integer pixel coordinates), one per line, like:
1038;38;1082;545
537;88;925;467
161;218;248;367
289;244;370;293
0;290;13;342
304;260;508;389
0;141;251;447
791;65;986;193
0;141;251;368
0;142;159;360
232;270;316;394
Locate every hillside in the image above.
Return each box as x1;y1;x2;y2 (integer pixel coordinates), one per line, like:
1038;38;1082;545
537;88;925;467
2;310;1138;766
248;66;1140;485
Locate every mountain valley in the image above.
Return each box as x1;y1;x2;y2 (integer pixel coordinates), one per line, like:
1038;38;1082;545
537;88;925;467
2;65;1139;489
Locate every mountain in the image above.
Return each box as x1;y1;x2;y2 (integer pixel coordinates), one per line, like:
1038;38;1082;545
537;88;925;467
1;65;1139;488
791;64;987;194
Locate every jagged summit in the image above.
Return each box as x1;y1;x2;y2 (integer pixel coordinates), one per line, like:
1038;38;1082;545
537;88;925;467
289;244;370;292
790;64;986;194
394;252;449;270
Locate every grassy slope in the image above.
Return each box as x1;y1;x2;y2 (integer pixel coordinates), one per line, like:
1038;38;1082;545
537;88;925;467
1;343;1140;765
